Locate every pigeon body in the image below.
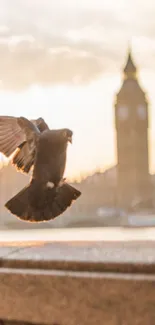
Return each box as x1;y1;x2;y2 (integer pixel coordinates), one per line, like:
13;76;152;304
0;116;81;222
33;128;72;186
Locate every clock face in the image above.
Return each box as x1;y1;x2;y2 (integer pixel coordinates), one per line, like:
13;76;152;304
117;106;128;120
137;105;146;119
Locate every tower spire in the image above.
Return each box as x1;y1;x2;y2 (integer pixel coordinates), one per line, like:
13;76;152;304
123;46;137;79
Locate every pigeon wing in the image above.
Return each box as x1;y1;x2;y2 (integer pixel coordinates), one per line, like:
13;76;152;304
34;117;49;132
0;116;26;157
12;117;49;173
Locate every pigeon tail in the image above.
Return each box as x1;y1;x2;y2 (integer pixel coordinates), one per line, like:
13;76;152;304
5;180;81;222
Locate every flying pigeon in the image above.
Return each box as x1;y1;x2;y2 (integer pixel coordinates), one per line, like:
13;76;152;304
0;116;81;222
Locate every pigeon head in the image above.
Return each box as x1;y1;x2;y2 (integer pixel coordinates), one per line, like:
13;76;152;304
61;128;73;144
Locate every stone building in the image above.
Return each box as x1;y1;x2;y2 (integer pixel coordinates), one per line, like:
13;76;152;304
114;48;152;208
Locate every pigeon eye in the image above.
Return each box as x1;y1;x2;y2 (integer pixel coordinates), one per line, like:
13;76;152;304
62;130;67;138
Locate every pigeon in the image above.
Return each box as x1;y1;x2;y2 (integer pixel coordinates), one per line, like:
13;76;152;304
0;115;81;222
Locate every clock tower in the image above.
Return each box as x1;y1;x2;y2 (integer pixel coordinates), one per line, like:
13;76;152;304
115;48;151;208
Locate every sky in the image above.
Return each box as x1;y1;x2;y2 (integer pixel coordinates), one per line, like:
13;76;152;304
0;0;155;179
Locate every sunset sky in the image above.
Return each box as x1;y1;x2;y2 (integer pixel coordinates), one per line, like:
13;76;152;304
0;0;155;179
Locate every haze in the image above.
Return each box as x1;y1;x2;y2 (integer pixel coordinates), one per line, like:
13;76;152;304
0;0;155;179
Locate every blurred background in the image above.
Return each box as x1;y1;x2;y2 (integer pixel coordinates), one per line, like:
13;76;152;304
1;0;155;229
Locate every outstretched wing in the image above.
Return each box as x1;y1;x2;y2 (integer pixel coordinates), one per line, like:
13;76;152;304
0;115;49;174
12;117;49;173
0;116;26;157
33;118;49;133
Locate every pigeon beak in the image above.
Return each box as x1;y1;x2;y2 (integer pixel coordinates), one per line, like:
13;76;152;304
68;136;72;144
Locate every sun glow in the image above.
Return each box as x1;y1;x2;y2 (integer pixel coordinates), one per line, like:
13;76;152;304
0;67;155;180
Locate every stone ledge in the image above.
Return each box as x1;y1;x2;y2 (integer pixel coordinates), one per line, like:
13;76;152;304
0;240;155;324
1;241;155;274
0;267;155;325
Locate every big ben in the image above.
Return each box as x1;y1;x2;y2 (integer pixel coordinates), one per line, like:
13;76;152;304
115;48;151;208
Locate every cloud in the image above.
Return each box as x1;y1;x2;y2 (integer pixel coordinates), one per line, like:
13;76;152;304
0;5;127;90
0;37;121;90
0;0;154;89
